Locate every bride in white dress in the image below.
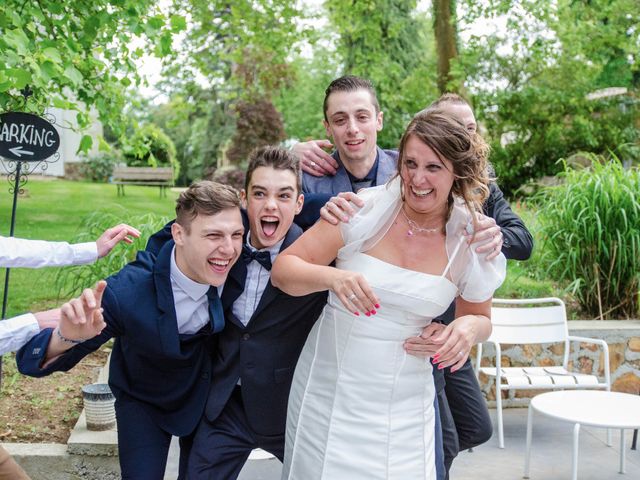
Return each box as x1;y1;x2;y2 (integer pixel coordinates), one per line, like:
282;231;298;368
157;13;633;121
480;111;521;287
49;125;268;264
271;110;506;480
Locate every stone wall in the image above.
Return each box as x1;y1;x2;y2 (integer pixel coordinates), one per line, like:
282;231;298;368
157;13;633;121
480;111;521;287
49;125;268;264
475;320;640;407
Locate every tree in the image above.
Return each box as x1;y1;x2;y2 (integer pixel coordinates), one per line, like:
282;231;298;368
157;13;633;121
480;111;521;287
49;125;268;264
455;0;639;193
0;1;185;152
432;0;460;94
165;1;306;97
146;86;235;185
226;99;286;165
273;34;341;141
122;123;179;178
326;0;437;147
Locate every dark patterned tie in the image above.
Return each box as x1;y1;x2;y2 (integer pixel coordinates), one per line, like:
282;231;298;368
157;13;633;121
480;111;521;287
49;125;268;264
241;246;272;270
207;286;225;333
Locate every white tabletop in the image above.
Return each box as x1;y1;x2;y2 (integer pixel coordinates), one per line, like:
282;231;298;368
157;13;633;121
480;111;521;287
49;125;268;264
531;390;640;429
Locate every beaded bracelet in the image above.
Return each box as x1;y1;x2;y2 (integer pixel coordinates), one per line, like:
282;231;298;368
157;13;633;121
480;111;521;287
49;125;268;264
55;327;85;344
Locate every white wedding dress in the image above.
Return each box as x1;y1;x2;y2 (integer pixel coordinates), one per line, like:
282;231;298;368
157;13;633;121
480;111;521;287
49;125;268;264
282;178;506;480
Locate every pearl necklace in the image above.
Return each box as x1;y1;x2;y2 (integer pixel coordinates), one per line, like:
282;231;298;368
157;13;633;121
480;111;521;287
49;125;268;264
400;208;443;236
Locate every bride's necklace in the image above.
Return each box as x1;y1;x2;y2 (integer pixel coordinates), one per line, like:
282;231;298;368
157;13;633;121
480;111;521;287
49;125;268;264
400;208;443;237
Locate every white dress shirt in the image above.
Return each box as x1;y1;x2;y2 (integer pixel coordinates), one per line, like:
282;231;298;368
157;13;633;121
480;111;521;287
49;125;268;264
0;236;97;268
231;233;283;327
0;313;39;355
170;246;222;334
0;236;98;354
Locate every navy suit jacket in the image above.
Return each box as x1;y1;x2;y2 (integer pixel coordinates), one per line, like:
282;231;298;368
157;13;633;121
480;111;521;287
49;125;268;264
146;215;328;437
17;241;216;437
208;222;327;436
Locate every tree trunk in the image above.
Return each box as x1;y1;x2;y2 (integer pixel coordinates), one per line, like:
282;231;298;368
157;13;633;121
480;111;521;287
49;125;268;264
433;0;458;93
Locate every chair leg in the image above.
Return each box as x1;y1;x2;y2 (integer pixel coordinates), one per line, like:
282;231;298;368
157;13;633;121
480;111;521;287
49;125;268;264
632;429;638;450
496;380;504;449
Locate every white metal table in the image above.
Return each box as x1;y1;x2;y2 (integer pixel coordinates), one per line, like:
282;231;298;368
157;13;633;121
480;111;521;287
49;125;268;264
524;390;640;480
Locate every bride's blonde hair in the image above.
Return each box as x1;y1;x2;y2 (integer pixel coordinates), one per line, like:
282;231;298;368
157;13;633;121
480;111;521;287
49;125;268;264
395;109;491;223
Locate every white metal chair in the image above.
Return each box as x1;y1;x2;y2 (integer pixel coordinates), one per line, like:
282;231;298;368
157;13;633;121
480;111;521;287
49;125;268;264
476;297;611;448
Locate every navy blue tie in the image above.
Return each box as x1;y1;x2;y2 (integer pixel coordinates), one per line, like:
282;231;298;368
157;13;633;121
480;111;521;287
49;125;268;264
241;246;272;270
207;286;225;333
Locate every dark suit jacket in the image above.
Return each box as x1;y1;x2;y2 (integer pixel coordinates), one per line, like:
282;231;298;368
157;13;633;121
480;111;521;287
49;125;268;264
16;241;215;437
208;222;327;436
145;215;328;437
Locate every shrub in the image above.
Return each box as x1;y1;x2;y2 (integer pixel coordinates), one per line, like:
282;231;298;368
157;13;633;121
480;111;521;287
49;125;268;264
478;89;639;197
538;156;640;318
122;123;180;179
226;98;286;165
210;167;246;192
55;209;170;298
80;151;119;182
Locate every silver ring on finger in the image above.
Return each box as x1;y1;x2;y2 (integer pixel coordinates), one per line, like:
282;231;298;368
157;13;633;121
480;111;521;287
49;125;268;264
347;293;357;301
310;161;316;168
457;351;464;358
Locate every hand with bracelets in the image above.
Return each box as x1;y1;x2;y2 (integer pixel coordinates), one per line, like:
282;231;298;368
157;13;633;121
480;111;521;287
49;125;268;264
53;280;108;348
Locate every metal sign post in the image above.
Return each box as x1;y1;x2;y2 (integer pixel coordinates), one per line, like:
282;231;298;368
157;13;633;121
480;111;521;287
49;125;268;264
0;111;61;318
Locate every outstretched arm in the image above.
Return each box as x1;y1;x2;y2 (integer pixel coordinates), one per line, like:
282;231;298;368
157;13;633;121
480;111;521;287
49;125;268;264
96;224;141;258
45;281;108;362
271;220;379;315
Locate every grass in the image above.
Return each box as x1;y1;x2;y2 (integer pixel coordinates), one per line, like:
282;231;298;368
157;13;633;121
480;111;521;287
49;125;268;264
493;199;576;314
0;178;178;317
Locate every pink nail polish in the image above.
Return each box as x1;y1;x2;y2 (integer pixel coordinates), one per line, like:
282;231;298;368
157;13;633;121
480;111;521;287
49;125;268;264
375;304;380;309
365;311;371;317
438;364;445;370
451;367;457;373
354;311;360;316
371;309;377;315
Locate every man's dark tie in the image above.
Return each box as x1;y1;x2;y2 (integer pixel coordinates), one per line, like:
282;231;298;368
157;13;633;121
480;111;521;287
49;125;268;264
241;246;272;270
207;286;225;333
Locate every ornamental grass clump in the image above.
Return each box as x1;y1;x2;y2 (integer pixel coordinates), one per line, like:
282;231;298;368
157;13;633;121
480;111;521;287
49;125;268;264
55;209;169;298
538;156;640;319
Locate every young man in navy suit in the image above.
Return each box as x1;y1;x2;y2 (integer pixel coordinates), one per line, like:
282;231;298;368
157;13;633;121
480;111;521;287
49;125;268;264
185;146;328;479
17;181;245;479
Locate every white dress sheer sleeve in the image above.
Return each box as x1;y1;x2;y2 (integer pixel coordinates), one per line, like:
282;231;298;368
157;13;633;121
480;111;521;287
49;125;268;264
446;200;506;303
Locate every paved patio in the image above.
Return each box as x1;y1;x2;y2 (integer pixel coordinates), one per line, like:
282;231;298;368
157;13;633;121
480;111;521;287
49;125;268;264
165;408;640;479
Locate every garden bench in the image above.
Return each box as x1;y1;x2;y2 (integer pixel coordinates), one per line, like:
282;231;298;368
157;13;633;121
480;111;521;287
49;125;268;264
112;166;173;198
475;297;611;448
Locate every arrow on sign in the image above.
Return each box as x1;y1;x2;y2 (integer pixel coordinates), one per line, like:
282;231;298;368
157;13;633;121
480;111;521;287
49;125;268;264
8;146;34;158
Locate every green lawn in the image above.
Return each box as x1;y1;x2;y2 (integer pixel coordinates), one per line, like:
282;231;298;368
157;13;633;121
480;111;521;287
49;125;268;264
493;200;576;315
0;178;562;318
0;178;178;317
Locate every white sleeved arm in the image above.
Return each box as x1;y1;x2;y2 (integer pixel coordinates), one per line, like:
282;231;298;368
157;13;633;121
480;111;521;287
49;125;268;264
446;202;507;303
0;236;98;268
0;313;40;355
457;246;506;303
